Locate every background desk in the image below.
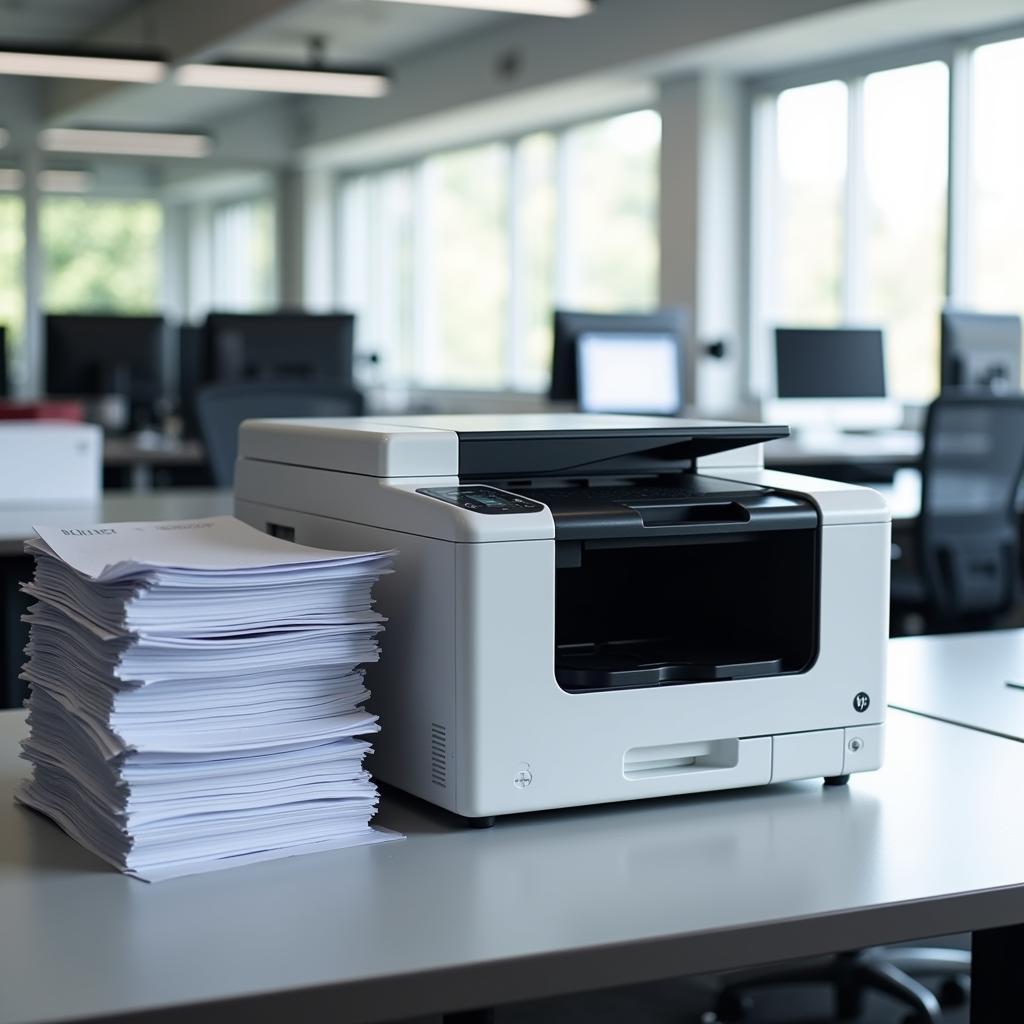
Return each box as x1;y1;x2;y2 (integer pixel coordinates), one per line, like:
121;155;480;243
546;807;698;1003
0;489;232;706
102;437;207;492
889;628;1024;741
867;468;920;523
1;704;1024;1024
765;429;922;477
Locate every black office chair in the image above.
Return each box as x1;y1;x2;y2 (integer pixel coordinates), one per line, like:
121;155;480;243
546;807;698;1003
890;394;1024;635
197;380;364;487
713;397;1024;1024
712;946;971;1024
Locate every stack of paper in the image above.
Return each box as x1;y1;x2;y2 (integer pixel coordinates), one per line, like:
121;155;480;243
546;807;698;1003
15;516;398;881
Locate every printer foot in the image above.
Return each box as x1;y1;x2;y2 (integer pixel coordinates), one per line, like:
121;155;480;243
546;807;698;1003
465;815;496;829
824;773;850;787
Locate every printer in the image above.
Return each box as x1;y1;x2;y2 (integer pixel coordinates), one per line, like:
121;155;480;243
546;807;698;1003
235;414;890;825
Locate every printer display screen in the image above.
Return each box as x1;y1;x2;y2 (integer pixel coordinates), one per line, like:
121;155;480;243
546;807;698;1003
417;485;544;515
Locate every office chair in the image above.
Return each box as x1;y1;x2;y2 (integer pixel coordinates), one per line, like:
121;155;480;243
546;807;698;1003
197;380;364;487
890;393;1024;635
711;946;970;1024
714;396;1024;1023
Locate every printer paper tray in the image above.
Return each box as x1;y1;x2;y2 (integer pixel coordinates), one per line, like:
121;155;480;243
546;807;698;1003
555;640;783;692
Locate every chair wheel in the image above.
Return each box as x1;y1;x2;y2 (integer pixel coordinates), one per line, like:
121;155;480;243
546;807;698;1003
938;974;970;1007
714;990;753;1023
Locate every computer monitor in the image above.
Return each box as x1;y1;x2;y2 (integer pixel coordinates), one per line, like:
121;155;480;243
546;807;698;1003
204;312;355;387
576;333;683;415
940;309;1022;393
550;309;686;413
176;323;207;437
0;326;8;398
45;314;167;424
770;326;900;431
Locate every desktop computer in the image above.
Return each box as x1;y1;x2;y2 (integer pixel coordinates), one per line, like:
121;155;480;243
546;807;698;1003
550;308;687;414
940;308;1022;393
45;314;167;430
766;326;901;432
204;311;356;386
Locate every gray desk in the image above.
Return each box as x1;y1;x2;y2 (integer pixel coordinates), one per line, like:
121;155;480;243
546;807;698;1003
102;437;207;492
890;628;1024;741
1;705;1023;1023
765;428;922;471
868;467;920;523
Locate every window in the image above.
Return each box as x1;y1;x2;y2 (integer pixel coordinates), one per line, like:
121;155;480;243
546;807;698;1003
0;196;24;382
428;144;509;388
337;110;661;391
562;110;661;313
211;197;276;312
512;131;557;389
770;81;848;326
862;62;948;399
753;61;949;400
969;36;1024;325
41;197;162;313
339;169;416;380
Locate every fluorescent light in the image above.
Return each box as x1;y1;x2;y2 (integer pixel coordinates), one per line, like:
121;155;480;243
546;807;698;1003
369;0;592;15
175;63;389;98
0;169;93;192
40;128;210;159
0;49;164;83
39;169;93;193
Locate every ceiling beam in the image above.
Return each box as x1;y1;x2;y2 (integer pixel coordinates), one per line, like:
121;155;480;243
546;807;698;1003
42;0;317;124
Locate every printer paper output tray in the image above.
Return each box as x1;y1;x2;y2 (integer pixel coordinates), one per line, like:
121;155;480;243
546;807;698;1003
556;640;783;691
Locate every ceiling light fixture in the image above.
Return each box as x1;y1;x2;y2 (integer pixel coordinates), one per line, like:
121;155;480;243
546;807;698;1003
174;62;389;98
39;169;94;193
0;168;94;193
0;45;165;83
368;0;592;16
39;128;210;159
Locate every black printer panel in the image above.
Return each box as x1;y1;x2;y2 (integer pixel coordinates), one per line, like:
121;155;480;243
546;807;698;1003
543;475;821;693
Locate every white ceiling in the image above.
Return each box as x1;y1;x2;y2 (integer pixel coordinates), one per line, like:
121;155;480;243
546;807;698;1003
0;0;139;43
1;0;508;131
223;0;501;66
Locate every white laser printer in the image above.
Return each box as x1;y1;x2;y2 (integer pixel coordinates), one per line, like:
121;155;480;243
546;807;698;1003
235;414;890;826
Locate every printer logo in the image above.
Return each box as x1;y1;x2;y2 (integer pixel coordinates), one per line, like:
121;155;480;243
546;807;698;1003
853;692;871;713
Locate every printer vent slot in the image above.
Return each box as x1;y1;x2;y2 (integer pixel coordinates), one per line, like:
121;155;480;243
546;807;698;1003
430;723;448;788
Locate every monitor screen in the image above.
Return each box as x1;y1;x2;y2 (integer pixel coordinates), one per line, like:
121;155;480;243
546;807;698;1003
45;315;166;403
577;332;682;414
941;309;1022;392
550;308;687;407
775;327;887;399
205;312;355;386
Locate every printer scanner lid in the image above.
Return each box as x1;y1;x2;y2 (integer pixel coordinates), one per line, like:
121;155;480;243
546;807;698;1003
238;414;788;479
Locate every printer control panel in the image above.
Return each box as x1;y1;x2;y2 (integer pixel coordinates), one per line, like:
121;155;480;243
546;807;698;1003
417;485;545;515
